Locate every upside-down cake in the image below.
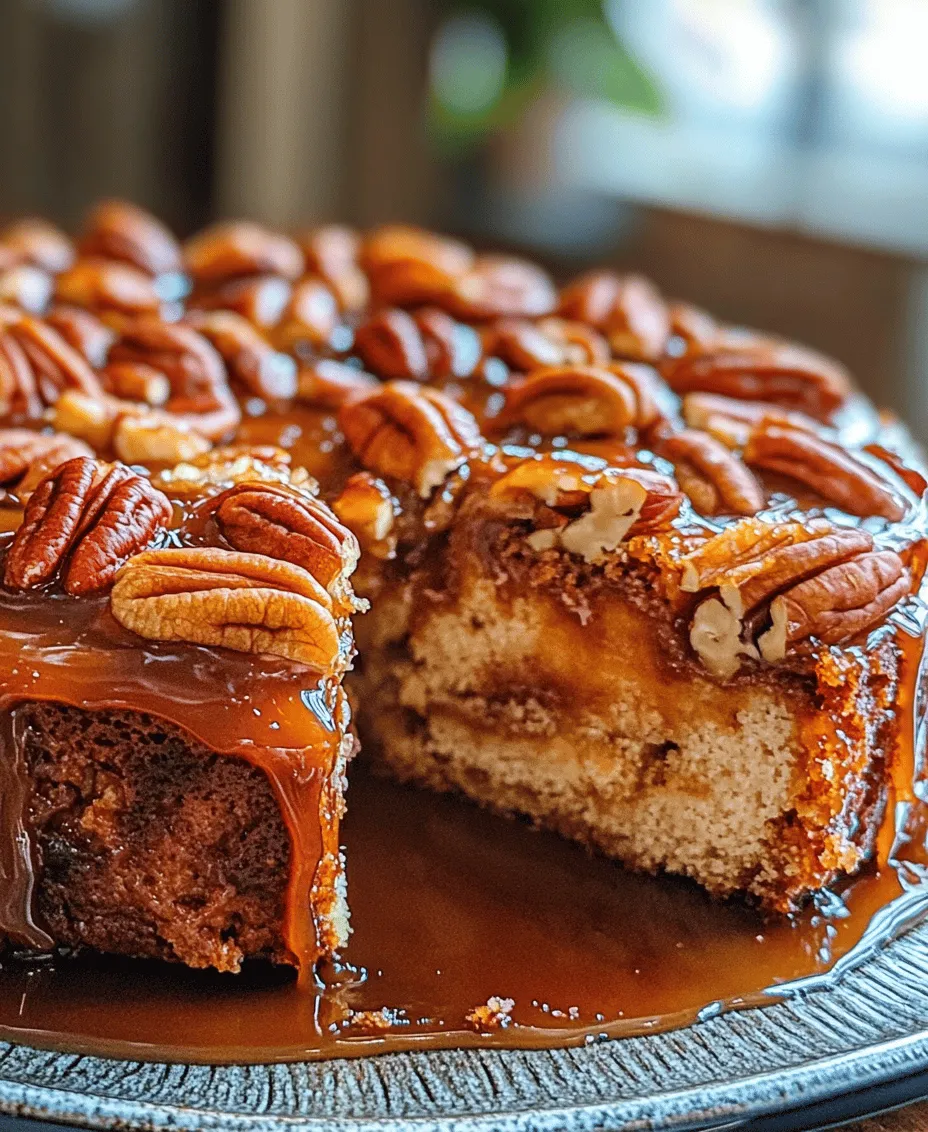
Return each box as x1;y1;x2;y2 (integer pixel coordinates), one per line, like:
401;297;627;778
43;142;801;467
0;200;922;973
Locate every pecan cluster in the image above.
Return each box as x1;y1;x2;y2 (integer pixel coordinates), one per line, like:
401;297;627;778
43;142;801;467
109;479;363;674
680;518;910;678
0;200;921;683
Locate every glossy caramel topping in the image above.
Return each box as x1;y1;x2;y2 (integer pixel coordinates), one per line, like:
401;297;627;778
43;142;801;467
0;585;343;966
0;204;926;1063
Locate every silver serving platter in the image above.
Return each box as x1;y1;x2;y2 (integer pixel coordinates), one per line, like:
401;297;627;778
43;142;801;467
0;912;925;1132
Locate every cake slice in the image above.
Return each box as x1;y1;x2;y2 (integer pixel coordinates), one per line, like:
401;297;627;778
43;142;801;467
0;449;362;973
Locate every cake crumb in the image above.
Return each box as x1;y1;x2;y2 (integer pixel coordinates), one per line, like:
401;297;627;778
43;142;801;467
466;996;515;1031
346;1007;407;1034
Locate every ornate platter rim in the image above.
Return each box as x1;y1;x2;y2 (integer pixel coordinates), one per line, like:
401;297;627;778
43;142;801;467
0;917;925;1132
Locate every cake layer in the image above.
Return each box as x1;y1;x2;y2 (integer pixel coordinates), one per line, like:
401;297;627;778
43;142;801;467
12;701;351;972
23;704;298;970
354;531;899;911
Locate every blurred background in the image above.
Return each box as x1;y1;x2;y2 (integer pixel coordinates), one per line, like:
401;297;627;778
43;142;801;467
1;0;927;434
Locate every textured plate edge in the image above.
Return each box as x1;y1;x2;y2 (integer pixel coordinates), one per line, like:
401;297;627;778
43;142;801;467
0;1027;926;1132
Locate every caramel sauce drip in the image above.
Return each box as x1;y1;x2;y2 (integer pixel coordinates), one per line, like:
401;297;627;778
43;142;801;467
0;739;925;1064
0;528;343;973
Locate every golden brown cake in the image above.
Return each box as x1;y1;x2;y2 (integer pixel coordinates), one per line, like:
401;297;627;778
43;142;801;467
0;202;923;974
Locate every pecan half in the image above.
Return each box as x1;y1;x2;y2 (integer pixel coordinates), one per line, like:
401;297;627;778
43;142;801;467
448;255;556;320
365;228;555;319
296;359;379;410
0;315;105;419
185;310;297;400
0;429;93;492
483;319;564;371
44;305;115;368
78;200;182;276
362;225;473;281
668;303;718;352
661;335;852;421
212;482;360;598
55;258;164;321
366;256;459;311
765;550;910;654
339;380;484;496
4;456;172;594
0;219;74;274
413;308;483;379
354;308;429;380
0;329;38;418
558;271;670;362
108;317;241;440
743;422;906;521
528;318;610;367
184;221;304;286
110;547;342;672
659;428;764;516
273;277;341;353
187;275;292;330
681;391;821;449
297;225;369;312
500;363;661;437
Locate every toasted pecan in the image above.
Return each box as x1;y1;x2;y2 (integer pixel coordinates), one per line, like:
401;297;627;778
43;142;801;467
184;221;304;286
354;309;429;381
110;546;343;672
4;456;172;594
54;258;164;321
339;380;484;496
743;422;907;521
0;218;74;274
500;363;662;437
78;200;182;277
659;428;764;517
185;309;297;401
108;317;241;440
211;481;360;598
558;270;670;362
662;335;852;421
679;517;910;675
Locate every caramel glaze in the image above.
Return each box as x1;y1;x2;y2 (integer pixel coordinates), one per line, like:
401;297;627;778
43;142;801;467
0;403;926;1062
0;497;349;977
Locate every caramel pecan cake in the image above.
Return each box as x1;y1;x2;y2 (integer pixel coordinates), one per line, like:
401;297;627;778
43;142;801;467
0;200;924;973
